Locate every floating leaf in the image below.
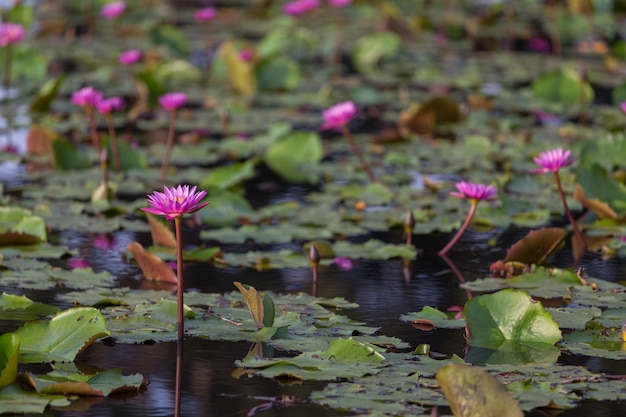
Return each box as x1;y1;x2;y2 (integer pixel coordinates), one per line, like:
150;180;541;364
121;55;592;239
127;242;177;283
398;96;462;136
573;184;618;220
352;31;401;75
148;25;190;58
200;159;257;190
0;207;47;245
464;289;562;348
436;363;524;417
531;67;594;105
265;132;323;184
0;333;19;389
15;307;109;363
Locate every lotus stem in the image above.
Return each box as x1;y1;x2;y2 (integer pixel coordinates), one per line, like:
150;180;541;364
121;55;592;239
553;172;586;261
438;200;478;256
174;217;185;340
341;124;376;183
3;44;12;92
174;339;183;417
86;107;100;150
106;114;121;171
160;109;178;184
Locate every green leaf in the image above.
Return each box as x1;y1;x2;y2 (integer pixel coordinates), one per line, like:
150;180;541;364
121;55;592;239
154;60;202;89
29;75;64;113
109;138;147;170
0;333;19;389
464;289;562;348
0;207;47;245
149;25;190;58
531;67;593;106
0;45;47;82
352;32;401;75
15;307;110;363
52;138;91;170
200;159;257;190
256;56;300;91
576;163;626;215
436;363;524;417
264;131;323;183
323;338;385;364
197;190;254;227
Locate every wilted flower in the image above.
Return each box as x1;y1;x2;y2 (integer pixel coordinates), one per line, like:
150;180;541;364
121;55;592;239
329;0;352;7
101;1;126;19
95;96;124;114
141;185;209;220
71;86;103;107
194;7;216;22
0;23;25;47
119;49;141;66
283;0;320;15
159;92;187;111
321;100;357;129
450;181;498;201
530;148;575;174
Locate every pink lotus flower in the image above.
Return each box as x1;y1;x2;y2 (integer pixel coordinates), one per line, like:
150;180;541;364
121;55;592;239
119;49;141;66
0;23;25;47
194;7;216;22
621;102;626;114
71;86;103;107
101;1;126;19
334;257;353;270
329;0;352;7
530;148;575;174
321;100;357;129
450;181;497;201
95;96;124;114
283;0;320;15
239;49;253;62
69;258;90;269
141;185;210;220
159;92;187;111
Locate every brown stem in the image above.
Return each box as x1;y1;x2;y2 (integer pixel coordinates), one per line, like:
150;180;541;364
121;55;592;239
106;114;121;171
3;44;12;91
341;124;376;182
100;148;109;200
160;110;177;184
86;107;100;150
175;217;185;341
553;172;586;260
174;338;183;417
438;200;478;256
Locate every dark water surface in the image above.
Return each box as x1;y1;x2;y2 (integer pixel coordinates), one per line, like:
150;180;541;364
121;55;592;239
1;221;622;417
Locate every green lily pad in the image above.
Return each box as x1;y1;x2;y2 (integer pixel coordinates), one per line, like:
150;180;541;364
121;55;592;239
264;131;323;184
15;307;110;363
0;333;19;389
0;207;46;245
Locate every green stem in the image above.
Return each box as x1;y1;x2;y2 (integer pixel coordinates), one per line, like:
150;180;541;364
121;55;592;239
160;110;177;184
175;217;184;340
438;200;478;256
341;124;376;182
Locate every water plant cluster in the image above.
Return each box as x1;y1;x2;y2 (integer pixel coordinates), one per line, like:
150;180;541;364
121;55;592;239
0;0;625;416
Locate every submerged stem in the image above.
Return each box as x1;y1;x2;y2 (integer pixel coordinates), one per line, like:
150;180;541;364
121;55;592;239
438;200;478;257
175;217;185;341
341;124;376;183
160;110;178;184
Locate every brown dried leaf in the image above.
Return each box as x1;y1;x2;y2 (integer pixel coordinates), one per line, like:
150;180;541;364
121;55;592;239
573;184;617;220
147;215;177;248
501;227;567;266
233;281;264;330
127;242;177;283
